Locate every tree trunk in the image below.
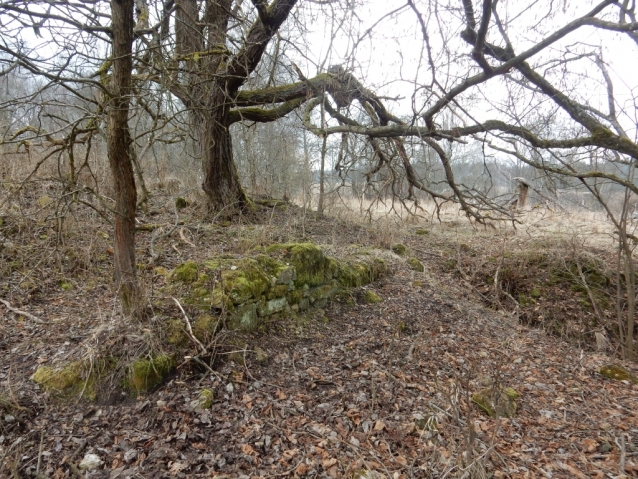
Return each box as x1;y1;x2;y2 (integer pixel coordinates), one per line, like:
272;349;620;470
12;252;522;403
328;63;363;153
200;117;249;217
108;0;138;313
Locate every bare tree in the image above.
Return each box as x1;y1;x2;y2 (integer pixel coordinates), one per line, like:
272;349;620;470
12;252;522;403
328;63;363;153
296;0;638;357
108;0;138;312
0;0;140;311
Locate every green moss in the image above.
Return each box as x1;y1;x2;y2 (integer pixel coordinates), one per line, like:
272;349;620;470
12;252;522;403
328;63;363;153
197;388;214;409
408;257;424;272
599;364;638;383
125;355;175;394
193;314;220;341
286;289;304;305
175;197;190;209
31;360;101;400
551;259;610;311
530;287;541;298
59;281;73;291
472;387;519;418
175;196;191;210
308;283;338;302
38;195;52;207
392;243;407;255
363;290;382;303
220;259;270;304
169;261;198;283
32;363;82;391
443;258;457;270
337;261;373;287
415;228;429;235
193;273;210;288
266;243;331;287
267;284;290;300
327;257;340;278
201;258;271;305
164;319;188;346
254;254;286;277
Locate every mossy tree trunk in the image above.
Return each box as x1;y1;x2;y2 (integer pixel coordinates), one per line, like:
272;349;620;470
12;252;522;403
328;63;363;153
167;0;303;215
107;0;138;313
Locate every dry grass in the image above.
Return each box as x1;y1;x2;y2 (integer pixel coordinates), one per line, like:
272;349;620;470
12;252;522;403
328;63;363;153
1;153;634;363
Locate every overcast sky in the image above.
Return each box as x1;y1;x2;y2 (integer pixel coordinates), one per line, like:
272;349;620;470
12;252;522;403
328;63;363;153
295;0;638;138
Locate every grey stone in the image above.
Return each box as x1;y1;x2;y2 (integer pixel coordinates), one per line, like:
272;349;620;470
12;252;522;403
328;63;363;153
313;298;328;308
276;266;296;285
230;303;259;331
258;297;288;316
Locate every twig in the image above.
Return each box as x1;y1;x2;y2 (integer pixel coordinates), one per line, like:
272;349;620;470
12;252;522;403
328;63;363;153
135;221;183;232
185;355;216;376
0;298;45;324
406;344;415;361
264;457;306;477
36;430;44;475
179;227;195;247
173;297;207;354
616;432;626;474
63;437;89;479
149;197;182;264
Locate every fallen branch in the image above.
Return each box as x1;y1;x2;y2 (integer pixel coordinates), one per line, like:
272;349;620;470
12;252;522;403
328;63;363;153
173;297;207;355
136;221;184;232
0;298;45;324
179;227;195;247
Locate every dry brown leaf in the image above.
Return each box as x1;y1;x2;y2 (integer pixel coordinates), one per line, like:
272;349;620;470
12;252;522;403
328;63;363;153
557;461;586;479
322;458;337;468
283;449;299;460
581;438;598;452
241;444;257;455
294;462;309;476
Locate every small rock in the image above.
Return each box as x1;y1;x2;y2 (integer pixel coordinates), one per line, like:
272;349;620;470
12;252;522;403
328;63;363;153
599;364;638;383
254;347;269;364
472;387;519;418
123;449;138;463
79;453;103;471
192;388;214;410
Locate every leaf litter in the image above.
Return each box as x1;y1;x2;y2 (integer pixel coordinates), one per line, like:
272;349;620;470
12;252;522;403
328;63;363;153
0;207;637;478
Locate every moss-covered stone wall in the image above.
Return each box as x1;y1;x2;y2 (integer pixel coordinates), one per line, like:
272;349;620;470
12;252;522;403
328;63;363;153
167;242;386;332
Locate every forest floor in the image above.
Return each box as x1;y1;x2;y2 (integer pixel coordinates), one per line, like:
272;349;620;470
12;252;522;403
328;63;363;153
1;198;637;478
